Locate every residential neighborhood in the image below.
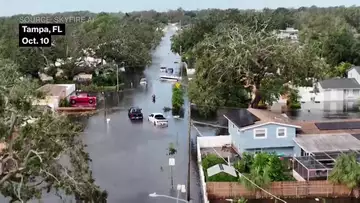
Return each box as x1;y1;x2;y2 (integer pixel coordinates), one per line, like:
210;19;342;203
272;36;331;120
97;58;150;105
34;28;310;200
198;107;360;202
1;3;360;203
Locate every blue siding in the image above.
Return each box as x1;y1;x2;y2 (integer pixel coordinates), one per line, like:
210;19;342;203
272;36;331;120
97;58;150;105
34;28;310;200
229;122;297;156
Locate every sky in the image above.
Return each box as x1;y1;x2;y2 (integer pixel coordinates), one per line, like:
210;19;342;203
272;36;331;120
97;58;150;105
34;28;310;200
1;0;359;16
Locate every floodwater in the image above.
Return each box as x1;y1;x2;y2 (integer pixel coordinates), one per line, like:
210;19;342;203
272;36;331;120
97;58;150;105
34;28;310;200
0;25;210;203
80;26;206;203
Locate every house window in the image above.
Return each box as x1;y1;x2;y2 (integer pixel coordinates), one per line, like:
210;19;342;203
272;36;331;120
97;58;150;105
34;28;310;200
276;127;287;138
254;128;267;139
254;148;262;154
354;89;360;96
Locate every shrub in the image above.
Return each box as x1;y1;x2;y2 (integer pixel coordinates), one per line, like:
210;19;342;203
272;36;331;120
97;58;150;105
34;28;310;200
172;83;184;112
59;98;71;107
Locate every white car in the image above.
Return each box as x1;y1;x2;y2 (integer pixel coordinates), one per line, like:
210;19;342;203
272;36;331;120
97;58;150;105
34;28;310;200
148;113;168;127
139;78;147;86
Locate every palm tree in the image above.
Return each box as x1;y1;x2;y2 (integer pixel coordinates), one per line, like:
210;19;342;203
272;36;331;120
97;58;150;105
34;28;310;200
329;153;360;196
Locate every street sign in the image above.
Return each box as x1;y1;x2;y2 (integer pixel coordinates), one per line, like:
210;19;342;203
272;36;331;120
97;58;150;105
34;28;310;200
169;158;175;166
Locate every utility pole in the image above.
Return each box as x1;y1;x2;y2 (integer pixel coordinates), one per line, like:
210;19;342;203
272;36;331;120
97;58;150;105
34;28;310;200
116;64;119;92
180;45;183;78
186;100;191;201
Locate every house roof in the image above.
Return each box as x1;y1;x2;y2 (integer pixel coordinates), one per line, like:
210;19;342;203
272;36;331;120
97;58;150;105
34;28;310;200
246;108;293;124
207;164;237;177
240;121;301;131
223;109;259;129
318;78;360;89
294;133;360;153
37;84;67;97
348;66;360;74
295;119;360;134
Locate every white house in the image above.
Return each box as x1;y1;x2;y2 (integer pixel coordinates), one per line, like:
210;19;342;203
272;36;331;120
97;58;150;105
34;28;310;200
277;27;299;41
33;84;76;110
315;66;360;102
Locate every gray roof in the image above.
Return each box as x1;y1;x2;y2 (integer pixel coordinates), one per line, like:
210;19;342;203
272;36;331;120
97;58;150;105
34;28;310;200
294;133;360;153
223;109;260;129
319;78;360;89
207;164;237;177
349;66;360;74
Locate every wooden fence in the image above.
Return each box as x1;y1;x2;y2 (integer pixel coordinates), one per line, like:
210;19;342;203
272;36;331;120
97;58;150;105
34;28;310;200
207;181;357;200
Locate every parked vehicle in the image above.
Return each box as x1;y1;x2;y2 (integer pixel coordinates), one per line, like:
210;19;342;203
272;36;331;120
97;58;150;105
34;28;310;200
70;92;96;108
128;107;143;120
160;66;167;72
148;113;168;127
160;75;181;82
140;78;147;86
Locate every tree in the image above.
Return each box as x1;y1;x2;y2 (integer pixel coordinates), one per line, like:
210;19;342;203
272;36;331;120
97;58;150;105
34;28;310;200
239;153;292;191
171;83;184;114
188;23;328;114
0;59;106;202
329;153;360;190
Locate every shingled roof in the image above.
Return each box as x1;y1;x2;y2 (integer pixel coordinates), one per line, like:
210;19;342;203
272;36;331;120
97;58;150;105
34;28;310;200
318;78;360;89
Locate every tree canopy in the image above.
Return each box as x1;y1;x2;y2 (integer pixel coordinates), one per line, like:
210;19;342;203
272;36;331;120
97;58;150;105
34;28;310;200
171;6;360;115
0;12;164;81
0;59;106;202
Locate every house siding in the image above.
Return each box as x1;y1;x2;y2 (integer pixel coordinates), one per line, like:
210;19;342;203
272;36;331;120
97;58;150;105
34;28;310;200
230;123;297;156
348;68;360;84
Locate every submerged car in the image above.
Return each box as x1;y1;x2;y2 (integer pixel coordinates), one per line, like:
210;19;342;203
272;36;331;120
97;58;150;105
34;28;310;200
128;107;143;120
139;78;147;86
148;113;168;127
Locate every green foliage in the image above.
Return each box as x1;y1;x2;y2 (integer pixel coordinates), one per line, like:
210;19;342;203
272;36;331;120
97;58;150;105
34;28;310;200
201;154;236;182
237;197;248;203
0;11;164;81
234;152;254;173
201;154;226;170
287;89;301;110
207;172;238;182
0;59;106;202
172;84;184;112
187;23;327;113
59;98;71;107
330;62;353;78
329;153;360;189
239;153;293;190
171;7;360;115
167;142;177;156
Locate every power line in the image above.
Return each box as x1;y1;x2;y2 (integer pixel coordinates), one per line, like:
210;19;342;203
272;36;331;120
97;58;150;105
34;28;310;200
191;124;287;203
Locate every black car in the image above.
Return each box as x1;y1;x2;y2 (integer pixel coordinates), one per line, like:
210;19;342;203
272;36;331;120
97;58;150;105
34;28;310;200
128;107;143;120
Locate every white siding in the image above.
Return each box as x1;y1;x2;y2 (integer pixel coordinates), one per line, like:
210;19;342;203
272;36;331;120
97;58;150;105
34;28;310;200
348;69;360;84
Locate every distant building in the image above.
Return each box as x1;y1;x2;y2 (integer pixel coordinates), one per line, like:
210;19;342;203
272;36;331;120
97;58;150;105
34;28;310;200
33;84;76;110
73;73;92;82
276;27;299;41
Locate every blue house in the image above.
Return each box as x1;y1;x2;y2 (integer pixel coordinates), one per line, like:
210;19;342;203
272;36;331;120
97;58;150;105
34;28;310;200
224;108;301;157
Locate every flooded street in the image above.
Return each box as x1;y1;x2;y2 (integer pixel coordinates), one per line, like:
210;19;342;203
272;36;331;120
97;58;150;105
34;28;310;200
82;27;203;203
